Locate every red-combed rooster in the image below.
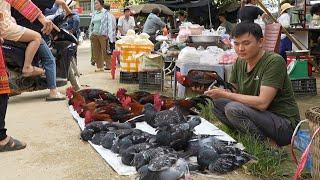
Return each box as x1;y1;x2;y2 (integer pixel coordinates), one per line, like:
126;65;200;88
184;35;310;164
176;71;236;92
67;86;120;104
84;111;113;125
116;88;154;104
66;87;86;114
120;96;145;116
153;93;210;114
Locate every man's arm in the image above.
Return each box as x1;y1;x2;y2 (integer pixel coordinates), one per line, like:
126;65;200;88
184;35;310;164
55;0;72;16
155;16;166;28
118;18;124;35
205;56;286;111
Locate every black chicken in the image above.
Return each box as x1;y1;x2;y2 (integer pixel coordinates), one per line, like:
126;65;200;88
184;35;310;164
138;154;190;180
120;143;155;166
196;136;253;173
133;147;175;170
80;121;106;141
155;116;201;151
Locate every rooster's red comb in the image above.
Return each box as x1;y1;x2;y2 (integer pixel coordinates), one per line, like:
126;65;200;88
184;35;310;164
116;88;127;98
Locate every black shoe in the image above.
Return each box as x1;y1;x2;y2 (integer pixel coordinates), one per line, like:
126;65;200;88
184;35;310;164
104;67;111;70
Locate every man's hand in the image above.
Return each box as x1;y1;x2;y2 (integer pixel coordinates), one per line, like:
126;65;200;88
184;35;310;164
0;37;3;44
204;88;228;99
55;0;72;17
38;15;60;35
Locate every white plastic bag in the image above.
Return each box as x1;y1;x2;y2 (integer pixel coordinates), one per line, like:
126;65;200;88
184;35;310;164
254;16;265;35
177;47;200;65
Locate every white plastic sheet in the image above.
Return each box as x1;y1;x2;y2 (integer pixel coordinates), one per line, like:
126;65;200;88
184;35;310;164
68;105;238;176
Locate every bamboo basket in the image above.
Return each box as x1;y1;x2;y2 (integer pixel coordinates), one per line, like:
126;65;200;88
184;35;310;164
305;107;320;179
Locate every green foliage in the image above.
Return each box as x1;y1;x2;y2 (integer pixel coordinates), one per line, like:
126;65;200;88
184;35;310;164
213;0;238;8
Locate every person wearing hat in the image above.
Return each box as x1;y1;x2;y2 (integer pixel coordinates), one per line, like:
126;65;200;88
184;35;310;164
277;3;294;60
118;8;135;36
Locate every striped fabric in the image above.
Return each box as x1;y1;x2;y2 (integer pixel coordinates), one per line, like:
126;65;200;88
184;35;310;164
5;0;41;22
0;48;10;95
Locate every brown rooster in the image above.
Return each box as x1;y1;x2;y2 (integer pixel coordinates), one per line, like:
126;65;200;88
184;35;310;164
153;93;210;114
120;96;145;116
176;71;236;92
84;111;113;125
67;86;120;104
116;88;154;104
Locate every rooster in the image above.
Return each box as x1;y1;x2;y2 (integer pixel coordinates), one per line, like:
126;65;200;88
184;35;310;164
83;102;134;124
120;96;145;116
66;86;120;104
176;71;236;92
116;88;152;104
153;93;210;114
84;111;113;125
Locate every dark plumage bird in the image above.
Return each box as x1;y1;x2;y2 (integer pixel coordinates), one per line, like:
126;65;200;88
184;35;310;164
80;121;107;141
195;136;253;173
120;143;155;166
91;131;108;145
154;107;187;128
138;154;190;180
156;116;201;151
80;128;95;141
133;147;175;170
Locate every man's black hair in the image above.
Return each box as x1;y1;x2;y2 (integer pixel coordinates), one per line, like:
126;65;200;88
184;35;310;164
177;11;186;17
218;12;227;18
152;8;160;15
232;22;263;40
104;4;111;10
97;0;104;6
310;3;320;16
124;8;130;13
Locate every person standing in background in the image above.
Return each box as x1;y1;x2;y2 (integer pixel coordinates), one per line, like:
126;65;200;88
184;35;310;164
176;11;187;28
89;0;113;72
143;8;166;42
218;13;234;35
237;0;265;23
277;3;294;61
104;4;116;55
118;8;135;36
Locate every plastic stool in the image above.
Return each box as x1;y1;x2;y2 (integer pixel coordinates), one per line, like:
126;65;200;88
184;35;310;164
111;50;120;79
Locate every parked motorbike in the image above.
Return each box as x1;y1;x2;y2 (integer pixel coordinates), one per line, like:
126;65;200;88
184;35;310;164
1;13;81;96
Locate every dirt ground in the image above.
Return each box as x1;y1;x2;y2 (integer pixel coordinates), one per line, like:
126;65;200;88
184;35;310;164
0;41;317;180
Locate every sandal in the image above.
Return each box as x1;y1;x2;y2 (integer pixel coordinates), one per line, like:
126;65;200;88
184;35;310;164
22;66;45;77
0;137;26;152
46;92;66;101
94;68;104;72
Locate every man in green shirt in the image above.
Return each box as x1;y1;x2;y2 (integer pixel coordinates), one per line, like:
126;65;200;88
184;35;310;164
205;22;300;146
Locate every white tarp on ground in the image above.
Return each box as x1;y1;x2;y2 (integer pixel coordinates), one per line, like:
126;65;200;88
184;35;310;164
69;105;237;176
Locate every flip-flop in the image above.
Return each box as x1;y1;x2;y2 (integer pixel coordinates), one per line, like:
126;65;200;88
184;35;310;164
0;137;26;152
46;92;66;101
94;69;104;72
22;66;45;77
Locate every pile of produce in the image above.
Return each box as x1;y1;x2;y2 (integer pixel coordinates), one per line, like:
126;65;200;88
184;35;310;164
116;29;153;46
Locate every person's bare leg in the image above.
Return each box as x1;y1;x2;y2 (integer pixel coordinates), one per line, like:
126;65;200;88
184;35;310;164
18;29;43;77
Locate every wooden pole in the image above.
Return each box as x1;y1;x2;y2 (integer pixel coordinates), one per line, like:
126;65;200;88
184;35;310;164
256;0;304;50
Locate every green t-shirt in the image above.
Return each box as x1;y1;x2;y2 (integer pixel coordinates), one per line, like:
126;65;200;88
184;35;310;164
229;52;300;126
